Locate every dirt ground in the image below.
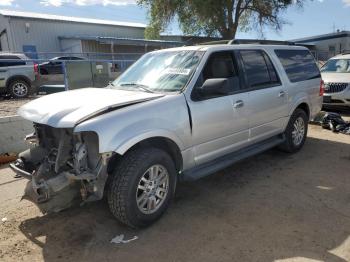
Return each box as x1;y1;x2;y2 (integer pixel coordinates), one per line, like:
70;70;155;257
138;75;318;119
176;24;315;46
1;124;350;262
0;97;38;117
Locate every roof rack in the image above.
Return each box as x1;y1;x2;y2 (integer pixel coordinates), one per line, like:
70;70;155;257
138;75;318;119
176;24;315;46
198;40;231;45
229;39;296;45
341;50;350;55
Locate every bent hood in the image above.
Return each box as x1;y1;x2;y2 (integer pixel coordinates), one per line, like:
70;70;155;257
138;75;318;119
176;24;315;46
18;88;164;128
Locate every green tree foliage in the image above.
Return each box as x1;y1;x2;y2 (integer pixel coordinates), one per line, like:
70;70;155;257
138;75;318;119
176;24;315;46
138;0;306;39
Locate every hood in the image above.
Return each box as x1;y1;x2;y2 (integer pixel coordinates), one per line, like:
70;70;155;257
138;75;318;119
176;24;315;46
18;88;164;128
321;72;350;83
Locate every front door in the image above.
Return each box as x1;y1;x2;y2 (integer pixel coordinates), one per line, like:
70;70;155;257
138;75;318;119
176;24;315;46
187;51;250;165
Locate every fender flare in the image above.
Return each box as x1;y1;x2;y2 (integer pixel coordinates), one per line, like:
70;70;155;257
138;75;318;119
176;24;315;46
113;129;185;155
288;97;311;117
6;75;32;90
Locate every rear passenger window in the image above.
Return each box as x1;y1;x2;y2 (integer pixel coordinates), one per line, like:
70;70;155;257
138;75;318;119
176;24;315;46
275;49;320;83
240;50;280;89
0;56;26;67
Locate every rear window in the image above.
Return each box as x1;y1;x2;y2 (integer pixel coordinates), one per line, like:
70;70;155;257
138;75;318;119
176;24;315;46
0;55;26;67
275;49;320;83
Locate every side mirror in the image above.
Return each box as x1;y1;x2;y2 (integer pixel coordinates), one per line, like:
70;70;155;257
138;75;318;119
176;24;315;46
198;78;229;97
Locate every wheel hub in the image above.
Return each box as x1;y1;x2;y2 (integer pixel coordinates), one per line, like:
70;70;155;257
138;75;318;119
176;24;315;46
292;116;305;146
13;83;28;97
136;164;169;214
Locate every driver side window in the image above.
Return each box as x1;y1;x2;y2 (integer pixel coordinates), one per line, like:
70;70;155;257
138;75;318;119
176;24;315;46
192;51;240;100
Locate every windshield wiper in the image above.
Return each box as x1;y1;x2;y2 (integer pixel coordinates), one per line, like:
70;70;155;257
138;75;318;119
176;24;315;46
119;82;155;93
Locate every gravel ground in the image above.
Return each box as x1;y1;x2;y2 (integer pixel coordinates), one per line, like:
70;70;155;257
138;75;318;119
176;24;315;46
0;97;38;117
1;124;350;262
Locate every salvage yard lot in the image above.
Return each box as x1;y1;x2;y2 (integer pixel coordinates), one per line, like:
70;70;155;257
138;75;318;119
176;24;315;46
1;124;350;262
0;97;37;117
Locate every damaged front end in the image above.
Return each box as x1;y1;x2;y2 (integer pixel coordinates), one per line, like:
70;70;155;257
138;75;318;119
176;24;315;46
10;124;112;214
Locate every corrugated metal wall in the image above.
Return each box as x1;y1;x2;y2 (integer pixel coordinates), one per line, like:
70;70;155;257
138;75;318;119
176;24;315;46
312;37;350;60
7;17;145;53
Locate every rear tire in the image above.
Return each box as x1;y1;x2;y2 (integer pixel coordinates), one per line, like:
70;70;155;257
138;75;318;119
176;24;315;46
8;79;30;98
279;108;308;153
108;148;177;228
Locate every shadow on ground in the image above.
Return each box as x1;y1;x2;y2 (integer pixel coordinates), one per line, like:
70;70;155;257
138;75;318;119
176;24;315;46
19;136;350;262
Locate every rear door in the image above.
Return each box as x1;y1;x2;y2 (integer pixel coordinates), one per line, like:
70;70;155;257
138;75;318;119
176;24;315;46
237;49;288;143
188;51;250;165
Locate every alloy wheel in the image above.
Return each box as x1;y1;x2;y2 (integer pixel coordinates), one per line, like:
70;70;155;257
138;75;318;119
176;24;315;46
136;164;169;215
12;82;28;97
292;116;305;146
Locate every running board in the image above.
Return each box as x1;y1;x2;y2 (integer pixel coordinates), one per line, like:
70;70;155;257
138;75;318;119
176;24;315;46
182;135;285;181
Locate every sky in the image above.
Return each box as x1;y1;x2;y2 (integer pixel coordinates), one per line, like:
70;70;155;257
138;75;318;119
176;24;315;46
0;0;349;40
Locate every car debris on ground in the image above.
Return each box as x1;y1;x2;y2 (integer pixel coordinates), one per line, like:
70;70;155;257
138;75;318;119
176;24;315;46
313;111;350;134
110;234;138;244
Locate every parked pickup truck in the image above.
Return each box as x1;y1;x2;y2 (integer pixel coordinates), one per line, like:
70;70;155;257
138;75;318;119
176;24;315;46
11;44;323;228
0;53;39;98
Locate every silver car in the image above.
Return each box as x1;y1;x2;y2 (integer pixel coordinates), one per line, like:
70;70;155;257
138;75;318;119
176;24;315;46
0;53;38;98
11;44;322;228
321;53;350;107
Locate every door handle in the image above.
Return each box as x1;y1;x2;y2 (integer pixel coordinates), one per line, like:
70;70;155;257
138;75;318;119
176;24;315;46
233;100;244;108
278;91;286;97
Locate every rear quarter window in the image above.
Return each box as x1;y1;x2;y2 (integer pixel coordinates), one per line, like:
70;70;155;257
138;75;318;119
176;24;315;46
274;49;320;83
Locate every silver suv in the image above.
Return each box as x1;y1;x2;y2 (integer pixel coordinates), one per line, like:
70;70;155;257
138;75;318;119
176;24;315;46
0;53;38;98
11;44;322;228
321;53;350;107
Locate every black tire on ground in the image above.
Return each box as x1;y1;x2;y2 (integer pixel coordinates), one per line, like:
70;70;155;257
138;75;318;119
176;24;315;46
279;108;309;153
8;79;30;98
108;147;177;228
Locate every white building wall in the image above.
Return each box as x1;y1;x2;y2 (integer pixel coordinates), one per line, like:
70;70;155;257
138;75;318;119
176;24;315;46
311;37;350;60
60;39;83;54
0;14;13;51
4;16;145;54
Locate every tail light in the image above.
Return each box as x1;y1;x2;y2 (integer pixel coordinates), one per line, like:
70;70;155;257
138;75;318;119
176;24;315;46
34;63;39;75
319;80;325;96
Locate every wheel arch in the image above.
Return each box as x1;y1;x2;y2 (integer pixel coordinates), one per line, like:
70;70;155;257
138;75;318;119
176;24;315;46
108;136;183;174
6;75;31;91
289;99;311;120
295;102;310;119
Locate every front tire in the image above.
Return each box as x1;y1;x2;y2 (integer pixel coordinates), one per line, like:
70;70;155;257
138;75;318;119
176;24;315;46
279;108;309;153
108;148;177;228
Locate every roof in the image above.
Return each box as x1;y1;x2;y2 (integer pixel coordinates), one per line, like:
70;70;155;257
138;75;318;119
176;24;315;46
291;31;350;43
59;36;183;47
0;9;146;28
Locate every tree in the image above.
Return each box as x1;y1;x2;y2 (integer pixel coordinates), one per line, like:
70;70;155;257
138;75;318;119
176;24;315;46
138;0;306;40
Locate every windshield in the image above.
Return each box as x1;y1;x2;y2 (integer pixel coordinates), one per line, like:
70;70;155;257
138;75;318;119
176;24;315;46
112;50;204;93
321;59;350;73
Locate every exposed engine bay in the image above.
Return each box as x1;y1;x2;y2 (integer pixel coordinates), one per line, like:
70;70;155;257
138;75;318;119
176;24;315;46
10;124;111;213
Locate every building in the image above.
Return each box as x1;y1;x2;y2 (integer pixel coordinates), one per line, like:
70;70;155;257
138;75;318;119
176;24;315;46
292;31;350;61
0;9;182;59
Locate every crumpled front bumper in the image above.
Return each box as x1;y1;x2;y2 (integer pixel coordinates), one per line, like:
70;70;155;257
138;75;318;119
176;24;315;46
10;152;111;214
10;159;81;213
